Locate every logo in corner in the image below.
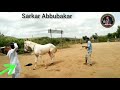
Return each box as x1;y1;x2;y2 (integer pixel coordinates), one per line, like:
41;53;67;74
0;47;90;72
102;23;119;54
101;14;115;28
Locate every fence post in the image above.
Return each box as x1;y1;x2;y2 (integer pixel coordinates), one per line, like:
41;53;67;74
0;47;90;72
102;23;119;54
61;30;63;48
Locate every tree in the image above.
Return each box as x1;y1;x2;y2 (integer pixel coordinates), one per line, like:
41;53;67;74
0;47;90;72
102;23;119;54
112;32;117;38
107;33;113;39
95;33;98;39
116;26;120;38
91;33;98;42
82;36;88;41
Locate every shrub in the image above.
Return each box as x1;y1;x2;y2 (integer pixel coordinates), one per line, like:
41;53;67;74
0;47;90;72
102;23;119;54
98;36;108;42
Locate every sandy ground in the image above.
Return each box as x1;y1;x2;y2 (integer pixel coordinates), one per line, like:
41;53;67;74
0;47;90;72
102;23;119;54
1;42;120;78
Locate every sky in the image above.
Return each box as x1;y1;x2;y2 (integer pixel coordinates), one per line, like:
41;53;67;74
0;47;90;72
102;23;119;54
0;12;120;38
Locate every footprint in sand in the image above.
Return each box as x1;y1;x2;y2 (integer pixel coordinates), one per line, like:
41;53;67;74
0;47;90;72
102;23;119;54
47;68;61;72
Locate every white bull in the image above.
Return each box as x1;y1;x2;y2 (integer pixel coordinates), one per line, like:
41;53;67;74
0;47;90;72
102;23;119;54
24;40;57;70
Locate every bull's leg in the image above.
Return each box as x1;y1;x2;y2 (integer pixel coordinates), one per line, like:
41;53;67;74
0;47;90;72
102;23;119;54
48;52;55;64
40;56;44;64
51;53;55;64
33;55;39;70
44;56;47;69
39;55;45;67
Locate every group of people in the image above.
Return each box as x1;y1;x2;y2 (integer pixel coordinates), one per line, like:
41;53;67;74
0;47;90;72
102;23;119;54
5;37;92;78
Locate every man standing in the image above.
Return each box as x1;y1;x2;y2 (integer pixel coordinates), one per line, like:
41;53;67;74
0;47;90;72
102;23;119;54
7;42;21;78
82;37;92;66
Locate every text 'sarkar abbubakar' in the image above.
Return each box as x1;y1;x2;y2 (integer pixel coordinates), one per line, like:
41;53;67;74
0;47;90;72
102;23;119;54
22;13;72;19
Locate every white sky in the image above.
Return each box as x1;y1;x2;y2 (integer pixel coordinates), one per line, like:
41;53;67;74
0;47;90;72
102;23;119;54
0;12;119;38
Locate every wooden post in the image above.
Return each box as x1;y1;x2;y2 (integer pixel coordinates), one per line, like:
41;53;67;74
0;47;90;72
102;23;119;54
61;30;63;48
48;29;52;39
50;29;52;39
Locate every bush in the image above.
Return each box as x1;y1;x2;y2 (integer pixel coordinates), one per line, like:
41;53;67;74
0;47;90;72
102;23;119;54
18;49;24;54
98;36;108;42
49;38;61;45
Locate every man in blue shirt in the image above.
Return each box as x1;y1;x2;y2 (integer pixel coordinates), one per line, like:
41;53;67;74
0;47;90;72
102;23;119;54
82;37;92;66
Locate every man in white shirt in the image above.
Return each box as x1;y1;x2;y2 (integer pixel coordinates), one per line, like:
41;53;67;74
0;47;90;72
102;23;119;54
82;38;92;66
7;42;21;78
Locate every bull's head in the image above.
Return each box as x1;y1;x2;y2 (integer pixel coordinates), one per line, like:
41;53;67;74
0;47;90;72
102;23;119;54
24;41;32;52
